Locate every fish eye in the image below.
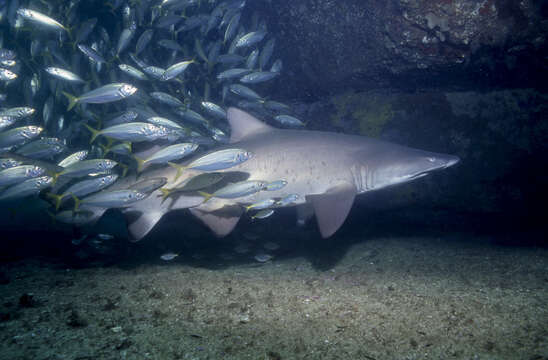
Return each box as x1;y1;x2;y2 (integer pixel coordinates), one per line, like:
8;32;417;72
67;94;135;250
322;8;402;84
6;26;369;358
427;157;436;163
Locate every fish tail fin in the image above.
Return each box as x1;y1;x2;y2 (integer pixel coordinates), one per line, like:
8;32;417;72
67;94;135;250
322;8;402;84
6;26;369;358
167;162;186;181
62;91;79;111
46;192;64;212
134;156;146;173
159;188;171;201
117;162;129;177
99;143;110;156
197;191;212;203
82;123;100;143
70;193;82;212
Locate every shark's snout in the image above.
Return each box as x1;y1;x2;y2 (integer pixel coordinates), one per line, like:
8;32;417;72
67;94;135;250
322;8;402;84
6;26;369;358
443;155;460;169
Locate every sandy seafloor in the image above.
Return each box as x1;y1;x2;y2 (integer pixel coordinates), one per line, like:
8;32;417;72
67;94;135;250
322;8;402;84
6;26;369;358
1;231;547;360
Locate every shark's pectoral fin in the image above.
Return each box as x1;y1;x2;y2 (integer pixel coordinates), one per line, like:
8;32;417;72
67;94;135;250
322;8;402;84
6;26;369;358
123;210;164;242
296;203;314;227
189;206;242;237
306;183;356;238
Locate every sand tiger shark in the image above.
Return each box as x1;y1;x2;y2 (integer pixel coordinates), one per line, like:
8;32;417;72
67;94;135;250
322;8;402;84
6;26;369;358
84;108;459;240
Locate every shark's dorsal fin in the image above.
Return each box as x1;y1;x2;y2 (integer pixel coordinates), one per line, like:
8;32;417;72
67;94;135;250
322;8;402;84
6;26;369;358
227;107;274;143
306;183;356;238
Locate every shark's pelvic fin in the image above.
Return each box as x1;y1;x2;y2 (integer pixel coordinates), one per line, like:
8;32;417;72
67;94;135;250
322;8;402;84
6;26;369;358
124;210;164;242
227;107;274;143
306;183;356;238
189;207;242;237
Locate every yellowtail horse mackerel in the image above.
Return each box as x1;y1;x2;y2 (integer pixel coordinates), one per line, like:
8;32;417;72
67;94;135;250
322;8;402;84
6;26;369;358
80;108;459;241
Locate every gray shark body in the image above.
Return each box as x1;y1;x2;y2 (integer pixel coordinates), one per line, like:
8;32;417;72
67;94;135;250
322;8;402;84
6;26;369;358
95;108;459;240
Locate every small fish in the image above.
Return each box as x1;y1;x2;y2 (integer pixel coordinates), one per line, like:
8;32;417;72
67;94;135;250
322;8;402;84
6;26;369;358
263;101;291;112
0;165;45;187
168;148;252;180
47;174;119;210
0;176;53;201
259;39;275;70
274;115;305;127
201;101;226;119
0;68;18;81
44;67;85;83
0;107;35;119
16;8;67;32
240;71;278;84
118;64;147;80
128;177;167;193
150;92;184;107
270;59;283;73
117;22;137;56
161;60;195;81
245;49;259;69
0;115;17;131
217;68;251;81
58;159;117;179
224;12;241;44
159;172;224;199
244;198;276;212
251;209;275;220
253;253;273;262
265;180;288;191
199;180;267;202
229;84;263;101
160;252;178;261
84;122;168;143
0;126;43;148
235;30;266;48
0;158;23;170
97;233;114;240
15;137;66;159
146;116;185;131
63;83;138;111
77;44;106;64
103;142;132;156
74;189;147;210
57;150;88;168
142;66;166;80
276;194;299;207
135;29;154;55
134;143;198;172
174;108;208;126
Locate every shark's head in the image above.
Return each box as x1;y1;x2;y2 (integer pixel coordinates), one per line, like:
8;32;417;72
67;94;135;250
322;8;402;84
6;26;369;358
353;145;460;192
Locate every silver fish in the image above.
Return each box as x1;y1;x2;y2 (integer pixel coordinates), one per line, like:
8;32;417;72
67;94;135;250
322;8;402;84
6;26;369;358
118;64;147;80
77;189;147;209
135;143;198;172
0;68;17;81
59;159;117;178
84;122;168;143
240;71;278;84
274;115;305;127
265;180;288;191
150;91;184;107
48;174;119;210
203;180;267;200
235;30;266;48
0;165;45;186
64;83;138;111
201;101;226;119
217;68;251;81
0;107;35;119
161;60;195;81
44;67;85;83
251;209;275;220
229;84;263;101
0;176;53;201
0;126;43;148
16;8;67;32
15;137;66;159
57;150;88;168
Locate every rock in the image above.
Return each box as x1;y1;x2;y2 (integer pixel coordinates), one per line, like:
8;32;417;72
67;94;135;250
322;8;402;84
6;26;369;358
247;0;548;96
